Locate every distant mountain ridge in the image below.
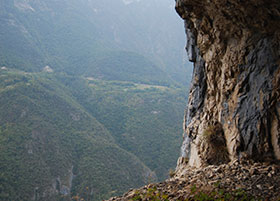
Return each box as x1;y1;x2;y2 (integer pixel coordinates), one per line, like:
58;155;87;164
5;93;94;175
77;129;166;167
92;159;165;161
0;0;190;85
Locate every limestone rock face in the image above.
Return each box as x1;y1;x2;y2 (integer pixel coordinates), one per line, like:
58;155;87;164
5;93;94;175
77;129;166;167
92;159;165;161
176;0;280;167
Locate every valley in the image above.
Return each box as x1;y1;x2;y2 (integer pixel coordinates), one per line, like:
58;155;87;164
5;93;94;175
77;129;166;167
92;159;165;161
0;0;192;200
0;66;186;201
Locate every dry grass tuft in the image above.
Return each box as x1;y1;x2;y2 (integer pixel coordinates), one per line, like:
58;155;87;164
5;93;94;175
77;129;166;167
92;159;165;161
199;122;230;165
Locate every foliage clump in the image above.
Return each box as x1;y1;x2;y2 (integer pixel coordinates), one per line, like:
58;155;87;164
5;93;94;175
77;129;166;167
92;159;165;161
131;183;258;201
132;187;169;201
187;183;258;201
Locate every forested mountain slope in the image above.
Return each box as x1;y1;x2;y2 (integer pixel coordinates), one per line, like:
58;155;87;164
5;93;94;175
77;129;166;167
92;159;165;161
0;0;189;200
0;66;186;201
0;69;157;200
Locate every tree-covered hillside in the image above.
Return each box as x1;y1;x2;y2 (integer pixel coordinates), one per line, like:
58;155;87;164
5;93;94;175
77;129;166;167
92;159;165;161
0;69;158;201
0;0;190;200
57;75;186;180
0;68;186;200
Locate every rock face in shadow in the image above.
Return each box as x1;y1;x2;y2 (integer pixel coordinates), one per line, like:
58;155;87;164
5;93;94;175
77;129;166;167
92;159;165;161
176;0;280;168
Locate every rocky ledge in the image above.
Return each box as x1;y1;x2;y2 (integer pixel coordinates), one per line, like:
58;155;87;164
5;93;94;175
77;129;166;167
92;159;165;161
107;160;280;200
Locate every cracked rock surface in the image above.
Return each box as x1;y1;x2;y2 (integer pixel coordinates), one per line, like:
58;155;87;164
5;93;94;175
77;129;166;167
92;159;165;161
176;0;280;167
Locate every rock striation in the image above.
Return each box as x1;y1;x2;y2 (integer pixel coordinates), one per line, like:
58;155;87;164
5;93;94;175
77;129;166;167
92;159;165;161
176;0;280;167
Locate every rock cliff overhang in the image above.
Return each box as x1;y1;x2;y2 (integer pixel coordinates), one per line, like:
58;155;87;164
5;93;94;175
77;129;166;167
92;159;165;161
175;0;280;167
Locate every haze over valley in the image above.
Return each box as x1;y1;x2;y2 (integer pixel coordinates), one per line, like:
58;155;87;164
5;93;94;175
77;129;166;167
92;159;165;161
0;0;192;200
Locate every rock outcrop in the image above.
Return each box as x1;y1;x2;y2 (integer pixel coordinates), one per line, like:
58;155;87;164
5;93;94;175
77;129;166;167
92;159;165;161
176;0;280;168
